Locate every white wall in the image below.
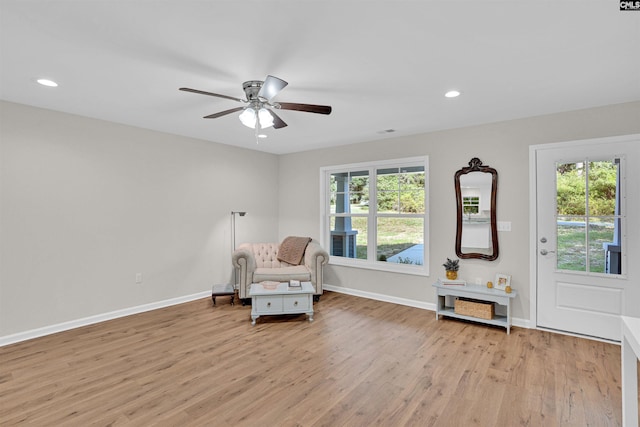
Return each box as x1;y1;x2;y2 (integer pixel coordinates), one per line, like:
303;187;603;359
0;101;280;337
278;101;640;322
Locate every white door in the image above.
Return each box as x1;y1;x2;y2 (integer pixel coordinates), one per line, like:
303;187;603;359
535;135;640;341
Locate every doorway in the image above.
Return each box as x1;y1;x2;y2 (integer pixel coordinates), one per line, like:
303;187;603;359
531;134;640;341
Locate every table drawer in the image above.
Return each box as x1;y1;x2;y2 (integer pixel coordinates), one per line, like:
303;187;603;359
256;297;283;312
283;294;310;312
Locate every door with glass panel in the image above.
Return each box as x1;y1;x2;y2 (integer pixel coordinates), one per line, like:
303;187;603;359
535;136;640;341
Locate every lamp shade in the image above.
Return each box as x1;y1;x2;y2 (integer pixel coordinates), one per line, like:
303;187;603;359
239;108;256;128
258;108;274;128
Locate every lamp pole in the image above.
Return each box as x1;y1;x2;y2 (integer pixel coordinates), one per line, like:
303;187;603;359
231;211;247;290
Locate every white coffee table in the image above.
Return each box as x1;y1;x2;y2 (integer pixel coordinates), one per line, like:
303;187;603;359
249;282;314;325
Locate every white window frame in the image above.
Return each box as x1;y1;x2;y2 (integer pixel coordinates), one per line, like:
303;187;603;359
319;156;429;276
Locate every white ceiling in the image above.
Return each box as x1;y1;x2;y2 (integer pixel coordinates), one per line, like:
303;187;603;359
1;1;638;155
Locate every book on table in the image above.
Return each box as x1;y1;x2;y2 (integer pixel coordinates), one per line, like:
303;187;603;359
439;278;467;286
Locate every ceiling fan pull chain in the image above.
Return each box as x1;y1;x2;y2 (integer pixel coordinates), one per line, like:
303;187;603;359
254;121;260;144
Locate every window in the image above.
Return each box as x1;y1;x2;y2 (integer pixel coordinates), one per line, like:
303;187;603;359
463;196;480;215
320;157;428;275
555;158;623;274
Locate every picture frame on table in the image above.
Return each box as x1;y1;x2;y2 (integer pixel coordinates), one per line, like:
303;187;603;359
494;273;511;290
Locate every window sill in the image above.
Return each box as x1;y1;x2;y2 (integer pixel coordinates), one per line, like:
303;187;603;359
329;257;429;277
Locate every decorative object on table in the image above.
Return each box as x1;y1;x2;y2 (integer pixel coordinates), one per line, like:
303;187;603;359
288;279;302;289
442;258;460;280
439;279;466;286
505;285;513;294
260;281;280;290
494;273;511;291
486;281;494;289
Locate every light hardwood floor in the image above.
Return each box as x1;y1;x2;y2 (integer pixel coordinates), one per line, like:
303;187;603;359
0;291;635;426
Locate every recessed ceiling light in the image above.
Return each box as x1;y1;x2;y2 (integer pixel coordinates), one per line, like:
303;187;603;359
37;78;58;87
445;90;460;98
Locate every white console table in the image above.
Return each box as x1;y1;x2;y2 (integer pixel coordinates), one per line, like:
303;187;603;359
433;281;517;334
622;316;640;427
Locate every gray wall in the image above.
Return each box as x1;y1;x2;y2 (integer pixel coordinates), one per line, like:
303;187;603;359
278;101;640;322
2;100;639;339
0;101;280;337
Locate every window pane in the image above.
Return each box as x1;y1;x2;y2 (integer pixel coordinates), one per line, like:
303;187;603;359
400;191;425;213
463;196;480;214
377;167;425;214
588;161;617;216
556;162;586;215
399;166;425;190
376;217;424;265
331;171;368;214
557;216;586;272
330;216;367;260
588;217;617;274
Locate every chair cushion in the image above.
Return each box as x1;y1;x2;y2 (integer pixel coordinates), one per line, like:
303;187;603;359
253;266;311;283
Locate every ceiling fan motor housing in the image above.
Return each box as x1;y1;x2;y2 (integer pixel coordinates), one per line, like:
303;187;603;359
242;80;264;101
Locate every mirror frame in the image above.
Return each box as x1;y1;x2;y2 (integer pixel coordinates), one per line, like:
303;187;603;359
454;157;499;261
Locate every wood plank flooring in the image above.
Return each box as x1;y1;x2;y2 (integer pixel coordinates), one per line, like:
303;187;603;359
0;291;635;426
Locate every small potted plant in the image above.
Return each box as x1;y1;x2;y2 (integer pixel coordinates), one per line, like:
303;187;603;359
442;258;460;280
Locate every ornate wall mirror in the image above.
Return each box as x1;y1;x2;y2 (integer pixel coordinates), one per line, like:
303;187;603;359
455;158;499;260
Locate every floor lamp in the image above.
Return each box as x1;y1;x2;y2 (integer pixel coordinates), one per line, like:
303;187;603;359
211;211;247;306
231;211;247;290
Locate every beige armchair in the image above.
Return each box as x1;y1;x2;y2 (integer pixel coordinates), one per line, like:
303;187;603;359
232;240;329;302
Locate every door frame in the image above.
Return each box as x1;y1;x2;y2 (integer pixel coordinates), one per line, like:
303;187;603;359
529;133;640;338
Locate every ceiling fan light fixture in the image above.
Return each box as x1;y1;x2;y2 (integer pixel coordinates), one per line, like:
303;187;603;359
258;108;274;129
239;107;257;128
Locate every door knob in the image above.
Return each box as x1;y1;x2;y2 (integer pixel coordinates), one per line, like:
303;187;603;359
540;249;556;255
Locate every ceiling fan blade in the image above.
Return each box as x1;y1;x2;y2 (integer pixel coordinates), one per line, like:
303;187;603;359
267;110;288;129
179;87;245;103
203;106;245;119
278;102;332;115
257;75;288;101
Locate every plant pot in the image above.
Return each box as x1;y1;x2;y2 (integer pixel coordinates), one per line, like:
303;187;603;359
446;270;458;280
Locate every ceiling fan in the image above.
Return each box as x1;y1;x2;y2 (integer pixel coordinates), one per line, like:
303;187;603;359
179;75;332;130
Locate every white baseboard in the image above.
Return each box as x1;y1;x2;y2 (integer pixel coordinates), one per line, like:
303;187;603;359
2;286;532;347
0;291;211;347
323;284;531;330
323;284;436;311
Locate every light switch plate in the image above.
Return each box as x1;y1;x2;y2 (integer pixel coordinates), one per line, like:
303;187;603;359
497;221;511;232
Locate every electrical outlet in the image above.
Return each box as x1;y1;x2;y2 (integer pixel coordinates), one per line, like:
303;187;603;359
135;273;143;284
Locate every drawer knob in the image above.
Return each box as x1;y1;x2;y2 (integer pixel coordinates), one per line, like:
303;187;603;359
267;302;271;307
294;301;298;306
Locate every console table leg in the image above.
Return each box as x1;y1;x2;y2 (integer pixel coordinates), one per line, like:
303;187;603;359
507;299;512;334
